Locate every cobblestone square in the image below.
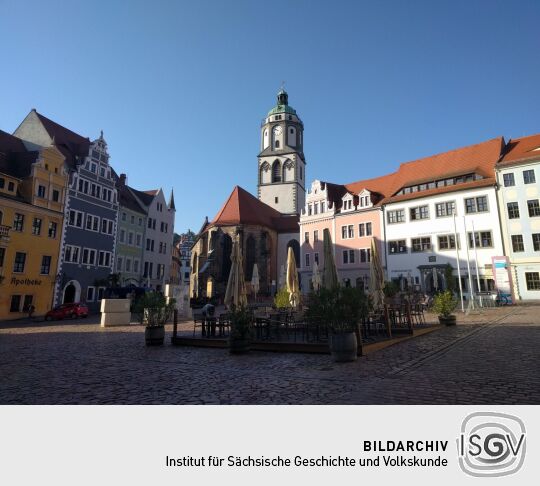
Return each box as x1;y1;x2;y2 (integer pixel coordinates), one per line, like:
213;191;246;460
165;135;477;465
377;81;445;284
1;305;539;404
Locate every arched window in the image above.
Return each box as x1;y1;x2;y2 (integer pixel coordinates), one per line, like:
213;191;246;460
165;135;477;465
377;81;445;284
272;161;281;183
221;234;233;280
287;239;300;268
275;140;280;148
245;235;256;280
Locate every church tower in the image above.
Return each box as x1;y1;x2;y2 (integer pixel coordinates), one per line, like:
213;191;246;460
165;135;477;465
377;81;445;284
258;89;306;215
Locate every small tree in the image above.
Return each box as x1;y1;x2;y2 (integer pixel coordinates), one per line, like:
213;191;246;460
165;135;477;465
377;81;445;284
305;287;369;334
383;280;399;298
444;264;455;295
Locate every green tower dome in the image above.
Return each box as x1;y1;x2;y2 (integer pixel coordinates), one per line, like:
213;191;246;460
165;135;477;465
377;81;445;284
267;88;297;116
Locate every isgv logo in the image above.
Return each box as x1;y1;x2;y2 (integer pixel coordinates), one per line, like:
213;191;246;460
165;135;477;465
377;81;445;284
457;412;526;477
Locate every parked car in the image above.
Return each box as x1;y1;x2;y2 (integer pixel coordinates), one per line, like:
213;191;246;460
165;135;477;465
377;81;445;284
45;303;89;321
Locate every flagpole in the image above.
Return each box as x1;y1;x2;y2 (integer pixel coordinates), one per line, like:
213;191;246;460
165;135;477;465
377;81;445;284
463;216;475;310
471;220;483;308
453;213;465;313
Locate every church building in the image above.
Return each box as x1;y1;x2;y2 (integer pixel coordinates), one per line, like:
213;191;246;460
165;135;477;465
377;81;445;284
190;89;303;300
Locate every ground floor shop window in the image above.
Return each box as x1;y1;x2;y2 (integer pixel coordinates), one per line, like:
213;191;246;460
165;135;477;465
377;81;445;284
10;295;21;312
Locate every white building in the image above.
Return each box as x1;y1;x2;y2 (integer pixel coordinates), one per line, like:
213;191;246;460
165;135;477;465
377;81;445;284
496;133;540;300
384;137;505;297
130;187;175;291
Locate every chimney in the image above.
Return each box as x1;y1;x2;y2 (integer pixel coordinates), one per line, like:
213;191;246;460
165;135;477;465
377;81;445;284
119;173;127;187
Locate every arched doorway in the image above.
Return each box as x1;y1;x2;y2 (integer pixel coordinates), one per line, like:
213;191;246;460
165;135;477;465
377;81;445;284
62;280;81;304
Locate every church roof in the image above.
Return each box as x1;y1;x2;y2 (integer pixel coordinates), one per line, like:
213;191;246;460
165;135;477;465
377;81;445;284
499;132;540;166
210;185;298;232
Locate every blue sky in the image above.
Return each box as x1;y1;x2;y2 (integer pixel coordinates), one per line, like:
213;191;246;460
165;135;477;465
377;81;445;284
1;0;539;233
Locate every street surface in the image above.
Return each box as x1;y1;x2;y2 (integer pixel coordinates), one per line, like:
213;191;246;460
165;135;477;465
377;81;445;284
1;305;538;404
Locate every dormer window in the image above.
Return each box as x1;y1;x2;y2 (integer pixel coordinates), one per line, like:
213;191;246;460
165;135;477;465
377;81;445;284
321;201;325;213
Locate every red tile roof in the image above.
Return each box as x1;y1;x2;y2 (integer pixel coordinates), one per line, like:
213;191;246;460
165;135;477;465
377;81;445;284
499;133;540;165
210;186;298;232
323;137;504;208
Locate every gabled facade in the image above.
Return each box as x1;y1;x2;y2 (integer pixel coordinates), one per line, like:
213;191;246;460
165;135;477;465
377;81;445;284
299;176;390;292
0;130;68;320
14;110;119;312
496;134;540;300
115;174;146;286
130;187;175;290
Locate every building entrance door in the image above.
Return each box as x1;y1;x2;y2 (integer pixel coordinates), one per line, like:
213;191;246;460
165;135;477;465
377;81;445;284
64;284;76;303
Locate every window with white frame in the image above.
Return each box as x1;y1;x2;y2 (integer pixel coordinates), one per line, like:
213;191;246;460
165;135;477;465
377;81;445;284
342;249;355;264
387;209;405;224
85;214;100;232
467;231;493;248
68;210;84;228
64;245;80;263
98;251;112;267
305;253;310;267
388;240;407;254
82;248;97;265
410;205;429;221
465;196;488;214
359;248;371;263
435;201;456;217
412;237;432;252
438;234;460;250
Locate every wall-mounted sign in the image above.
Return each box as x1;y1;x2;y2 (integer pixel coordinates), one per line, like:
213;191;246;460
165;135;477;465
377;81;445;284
491;256;513;304
11;277;43;286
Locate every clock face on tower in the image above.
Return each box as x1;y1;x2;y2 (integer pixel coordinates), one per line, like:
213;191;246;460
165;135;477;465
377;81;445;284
273;125;282;136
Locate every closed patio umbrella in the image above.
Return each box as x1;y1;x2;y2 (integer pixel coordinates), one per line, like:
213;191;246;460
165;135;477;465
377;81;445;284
322;228;339;289
369;238;385;310
251;263;260;300
286;247;300;308
311;260;322;291
224;238;247;309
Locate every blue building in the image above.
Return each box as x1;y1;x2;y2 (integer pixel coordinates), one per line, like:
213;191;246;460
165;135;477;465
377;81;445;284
14;110;119;312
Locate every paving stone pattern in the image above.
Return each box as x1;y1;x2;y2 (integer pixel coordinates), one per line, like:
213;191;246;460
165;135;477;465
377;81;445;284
0;306;539;404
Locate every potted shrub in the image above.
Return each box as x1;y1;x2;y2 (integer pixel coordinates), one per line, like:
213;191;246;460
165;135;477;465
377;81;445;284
135;292;176;346
306;286;368;362
432;290;457;326
228;305;253;354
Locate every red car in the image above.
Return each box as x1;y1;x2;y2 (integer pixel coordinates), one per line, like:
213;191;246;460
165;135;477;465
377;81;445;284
45;303;89;320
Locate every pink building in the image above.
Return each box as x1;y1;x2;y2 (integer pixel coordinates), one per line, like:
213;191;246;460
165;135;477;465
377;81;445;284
299;175;394;292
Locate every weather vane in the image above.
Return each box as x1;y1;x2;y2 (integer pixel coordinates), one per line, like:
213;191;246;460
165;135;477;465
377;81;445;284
280;80;285;91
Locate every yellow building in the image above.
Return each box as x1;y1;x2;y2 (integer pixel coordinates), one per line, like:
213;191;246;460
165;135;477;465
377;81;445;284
0;130;68;320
